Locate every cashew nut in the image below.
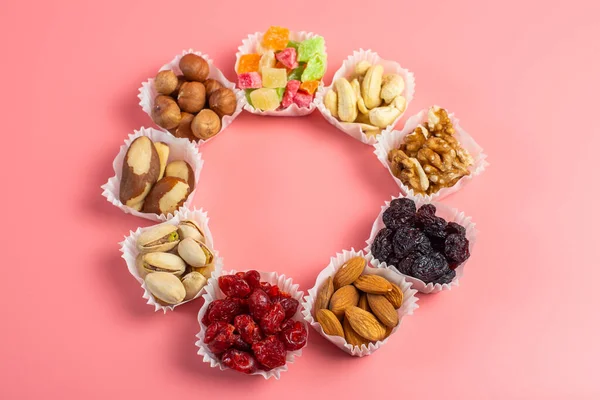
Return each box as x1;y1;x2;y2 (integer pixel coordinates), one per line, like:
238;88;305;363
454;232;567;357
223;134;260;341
381;74;405;104
334;78;358;122
361;65;383;109
351;78;369;114
324;89;338;118
369;106;401;128
354;60;372;77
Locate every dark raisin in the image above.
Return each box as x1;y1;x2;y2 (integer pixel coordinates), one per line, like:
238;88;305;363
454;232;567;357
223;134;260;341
386;256;400;269
393;225;430;259
252;335;287;371
397;252;419;275
421;216;448;249
390;198;417;214
410;252;450;284
446;222;466;236
416;204;437;221
218;275;251;298
371;228;395;262
248;289;271;320
382;206;415;229
445;233;470;265
221;349;258;374
433;269;456;285
279;321;308;351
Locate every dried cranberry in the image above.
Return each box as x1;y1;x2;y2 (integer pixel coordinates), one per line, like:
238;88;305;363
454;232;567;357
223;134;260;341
235;271;246;279
232;334;252;351
218;275;251;298
221;349;258;374
371;228;394;262
279;321;308;351
252;335;286;370
446;222;466;236
244;270;261;288
234;314;263;344
207;298;243;324
201;302;214;326
274;297;299;319
260;302;285;335
204;321;236;354
267;285;280;298
232;297;249;314
248;289;271;320
259;282;272;293
445;233;470;265
280;319;295;331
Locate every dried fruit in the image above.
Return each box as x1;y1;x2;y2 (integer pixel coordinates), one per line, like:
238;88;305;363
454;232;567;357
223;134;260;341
445;233;470;266
384;283;404;309
353;275;393;294
276;297;299;319
218;275;251;298
234;314;263;344
232;334;251;352
345;306;387;342
393;225;429;259
248;289;271;320
333;256;366;289
329;285;360;319
252;335;287;370
204;321;236;354
410;252;450;283
244;270;261;289
316;309;344;338
260;302;285;335
221;349;258;374
314;276;334;310
371;228;394;261
207;298;243;324
383;205;415;229
342;317;369;348
279;321;308;351
366;294;398;328
433;269;456;284
446;222;466;236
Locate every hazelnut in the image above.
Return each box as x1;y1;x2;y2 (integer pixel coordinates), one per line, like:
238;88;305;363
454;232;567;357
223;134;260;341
204;79;223;97
209;88;236;118
152;96;181;130
177;81;206;113
179;54;209;82
169;112;197;142
171;75;186;98
191;109;221;140
154;70;178;95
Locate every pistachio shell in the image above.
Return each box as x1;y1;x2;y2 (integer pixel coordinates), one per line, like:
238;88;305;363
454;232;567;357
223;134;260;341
177;220;206;243
136;224;180;253
141;252;186;276
145;272;185;304
177;237;214;268
181;272;207;300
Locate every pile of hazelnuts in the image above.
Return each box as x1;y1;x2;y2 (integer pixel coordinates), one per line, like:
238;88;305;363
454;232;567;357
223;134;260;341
151;53;237;141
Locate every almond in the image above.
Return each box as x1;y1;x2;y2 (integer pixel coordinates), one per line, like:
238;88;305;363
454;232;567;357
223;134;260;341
333;256;366;289
353;275;393;294
384;282;404;309
343;317;370;348
315;276;334;311
316;309;344;338
345;306;387;342
357;293;371;313
367;294;399;328
329;285;360;319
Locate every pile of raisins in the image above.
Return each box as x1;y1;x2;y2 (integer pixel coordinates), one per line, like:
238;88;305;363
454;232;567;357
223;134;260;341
371;198;470;285
202;271;307;374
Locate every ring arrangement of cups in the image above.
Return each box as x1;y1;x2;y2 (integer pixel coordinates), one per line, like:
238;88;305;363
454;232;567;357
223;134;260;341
101;26;489;379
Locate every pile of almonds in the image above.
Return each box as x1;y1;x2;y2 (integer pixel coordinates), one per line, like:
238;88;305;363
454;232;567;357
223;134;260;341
314;256;403;347
151;53;237;141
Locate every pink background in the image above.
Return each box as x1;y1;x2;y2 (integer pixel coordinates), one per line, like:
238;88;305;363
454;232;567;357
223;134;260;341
2;0;599;398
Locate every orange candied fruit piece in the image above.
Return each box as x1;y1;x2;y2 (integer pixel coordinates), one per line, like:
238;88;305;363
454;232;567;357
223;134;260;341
237;54;261;73
300;80;319;95
262;26;290;51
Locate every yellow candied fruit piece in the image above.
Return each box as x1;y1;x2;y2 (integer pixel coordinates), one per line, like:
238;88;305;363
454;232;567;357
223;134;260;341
262;67;287;88
299;80;319;95
237;54;261;74
250;88;280;111
262;26;290;51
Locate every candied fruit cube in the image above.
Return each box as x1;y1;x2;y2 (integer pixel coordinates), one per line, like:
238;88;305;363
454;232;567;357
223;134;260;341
288;65;304;81
237;54;261;74
250;88;280;111
299;80;319;95
301;54;326;82
298;36;325;63
293;90;313;108
262;67;287;88
275;87;285;101
281;80;300;108
262;26;290;51
275;48;298;69
238;72;262;89
258;50;276;74
286;40;300;51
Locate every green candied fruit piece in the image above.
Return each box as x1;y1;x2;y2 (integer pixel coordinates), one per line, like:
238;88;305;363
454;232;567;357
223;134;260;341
275;87;285;101
288;64;305;81
298;36;325;63
286;40;300;51
301;54;327;82
245;89;256;106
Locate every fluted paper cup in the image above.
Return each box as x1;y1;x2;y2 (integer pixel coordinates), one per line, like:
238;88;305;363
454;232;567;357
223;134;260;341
315;49;416;145
374;107;489;202
138;49;244;144
365;194;478;293
301;249;418;357
235;30;326;116
119;208;223;313
196;270;306;379
101;127;203;221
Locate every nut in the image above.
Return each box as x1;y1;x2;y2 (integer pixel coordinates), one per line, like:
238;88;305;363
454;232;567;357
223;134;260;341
177;220;206;243
324;89;338;118
155;70;178;95
391;95;407;113
140;252;186;276
344;306;387;342
384;283;404;309
204;79;223;97
172;75;186;98
354;60;372;77
145;272;186;305
328;285;360;319
380;74;405;104
369;106;401;128
179;54;209;82
209;87;236;118
334;78;358;122
194;263;215;279
136;224;180;253
177;81;206;113
181;271;207;300
351;78;369;115
170;112;197;142
361;64;384;109
153;142;169;180
314;276;334;311
119;136;160;210
142;176;190;215
357;293;371;313
333;256;366;289
366;294;398;328
165;160;195;191
342;317;369;348
316;309;344;338
191;109;221;140
151;95;182;130
353;275;393;294
135;254;148;279
177;237;214;268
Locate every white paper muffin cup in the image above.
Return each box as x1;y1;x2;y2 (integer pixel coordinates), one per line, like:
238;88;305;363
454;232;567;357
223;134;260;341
119;208;223;313
235;30;326;116
365;194;478;294
138;49;244;144
101;127;203;221
196;270;306;379
314;49;416;146
301;248;418;357
374;106;489;201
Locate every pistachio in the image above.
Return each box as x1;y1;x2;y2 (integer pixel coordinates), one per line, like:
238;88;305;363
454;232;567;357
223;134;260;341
177;237;214;268
194;264;215;280
141;252;186;276
145;272;185;305
177;220;206;243
135;254;148;279
181;272;207;300
136;224;180;253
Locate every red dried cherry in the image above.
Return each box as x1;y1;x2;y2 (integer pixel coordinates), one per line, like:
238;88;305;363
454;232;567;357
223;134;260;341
232;334;251;352
235;271;246;279
218;275;251;298
207;298;243;324
202;302;214;326
260;302;285;335
204;321;236;354
259;282;272;293
275;297;299;319
244;270;261;289
267;285;280;298
221;349;258;374
248;289;271;320
280;319;295;331
234;314;263;344
252;335;286;371
279;321;307;351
